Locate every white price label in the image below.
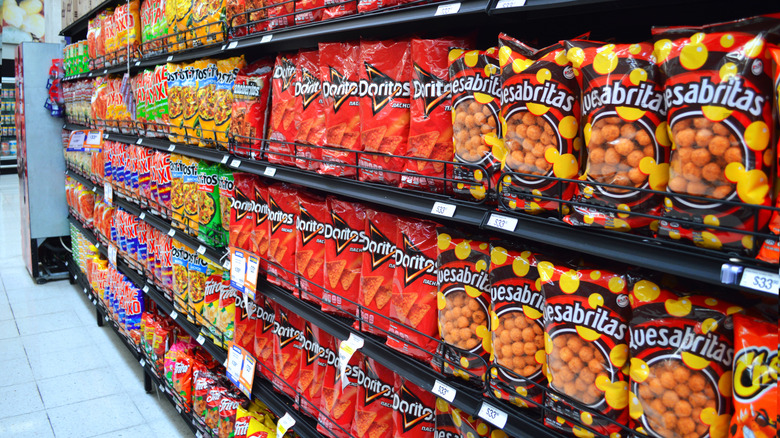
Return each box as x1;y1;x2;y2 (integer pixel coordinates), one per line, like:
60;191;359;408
140;358;146;367
142;285;149;293
431;202;456;217
103;183;113;205
167;55;174;62
104;316;109;322
95;242;100;249
108;244;118;267
139;212;146;220
478;402;508;429
230;250;247;292
495;0;525;8
83;288;87;294
486;213;518;232
223;259;231;270
435;2;460;15
69;131;87;150
230;159;241;168
226;344;244;384
264;166;276;177
168;144;176;152
260;34;273;43
103;133;109;139
221;45;227;51
93;299;97;305
221;155;229;164
85;130;102;145
276;413;296;438
432;380;457;402
239;353;256;395
92;186;98;193
197;245;206;255
196;431;203;438
170;310;178;320
740;268;779;295
167;228;176;237
136;138;143;145
196;334;206;345
103;69;108;74
176;405;181;413
338;333;364;389
159;383;164;392
74;274;78;280
228;41;238;49
135;61;141;66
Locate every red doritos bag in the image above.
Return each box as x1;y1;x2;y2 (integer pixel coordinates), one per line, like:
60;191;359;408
497;34;581;216
352;356;395;438
357;208;397;337
230;173;260;255
321;0;354;21
294;49;326;171
233;292;258;352
294;0;322;26
267;0;294;30
253;179;271;273
268;53;299;167
449;47;503;202
267;183;299;293
272;302;304;399
323;197;366;317
319;41;362;178
730;313;777;438
653;14;780;255
231;59;273;159
298;321;326;418
356;0;397;13
358;39;412;186
387;217;439;364
393;373;436;438
401;37;470;193
296;191;329;304
318;342;360;438
253;295;276;382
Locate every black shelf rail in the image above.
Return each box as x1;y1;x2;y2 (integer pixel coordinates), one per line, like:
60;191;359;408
59;0;124;38
64;123;780;299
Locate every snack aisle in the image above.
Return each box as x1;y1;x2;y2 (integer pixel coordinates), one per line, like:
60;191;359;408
57;1;778;438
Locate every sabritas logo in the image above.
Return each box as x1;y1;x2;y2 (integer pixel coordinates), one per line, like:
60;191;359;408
396;234;437;287
323;67;358;112
732;346;778;402
364;222;396;271
412;63;450;118
360;62;411;115
294;67;321;110
393;383;434;432
297;206;325;246
273;57;296;91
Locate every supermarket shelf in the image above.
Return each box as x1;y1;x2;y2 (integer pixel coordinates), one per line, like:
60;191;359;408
59;0;124;38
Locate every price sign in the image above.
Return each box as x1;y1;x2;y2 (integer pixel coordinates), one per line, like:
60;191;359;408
740;268;779;295
168;144;176;152
92;299;97;305
495;0;525;8
230;249;247;292
197;245;206;255
142;285;149;293
103;133;109;139
85;130;103;146
167;55;174;62
68;131;87;151
244;254;260;300
228;41;238;49
432;380;457;402
260;34;273;43
431;202;456;217
486;213;518;232
136;138;143;145
139;358;146;367
276;413;296;438
264;166;276;177
167;228;176;237
159;383;164;392
223;259;231;270
196;431;203;438
108;244;118;267
103;69;108;75
103;183;113;206
95;242;100;249
74;274;78;280
221;155;229;164
338;333;364;389
196;334;206;345
176;405;181;414
92;186;98;193
230;159;241;168
478;402;508;429
226;343;244;387
135;61;141;66
83;288;87;294
239;353;256;397
104;316;109;322
139;212;146;220
170;310;178;320
435;2;460;15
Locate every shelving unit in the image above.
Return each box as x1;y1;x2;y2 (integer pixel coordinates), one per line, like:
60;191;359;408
1;79;17;175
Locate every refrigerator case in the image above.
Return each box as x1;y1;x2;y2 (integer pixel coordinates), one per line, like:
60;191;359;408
15;42;70;281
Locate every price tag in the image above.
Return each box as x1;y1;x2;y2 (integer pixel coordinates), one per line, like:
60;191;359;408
221;155;229;164
136;138;143;145
170;310;178;320
432;379;457;402
196;432;203;438
93;299;97;305
68;131;86;150
135;61;141;66
223;259;231;270
740;268;779;295
264;166;276;177
159;383;164;392
486;213;518;232
495;0;525;8
91;186;98;193
223;358;229;368
103;133;109;139
196;334;206;345
260;34;273;43
168;144;176;152
478;402;508;429
196;245;207;255
230;159;241;168
167;228;176;237
230;249;247;292
176;405;181;414
83;288;88;294
104;316;109;322
74;274;78;280
108;244;118;267
276;413;296;438
140;358;146;367
221;45;227;51
226;343;244;385
431;202;456;217
142;285;149;293
95;242;100;249
139;212;146;220
338;333;364;389
244;254;260;300
228;41;238;50
167;55;174;62
239;353;256;397
435;2;460;15
103;69;108;75
103;183;113;205
85;130;102;146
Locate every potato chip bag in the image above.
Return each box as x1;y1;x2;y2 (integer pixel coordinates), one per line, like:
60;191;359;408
449;47;502;202
489;241;546;408
294;49;326;171
323;196;366;317
298;321;326;417
230;173;261;254
219;391;245;438
172;352;194;410
268;53;299;166
217;277;236;343
182;155;200;235
272;302;304;399
628;279;741;438
352;356;395;438
115;0;142;62
562;39;668;232
198;162;224;247
215;57;246;148
318;340;361;438
206;385;227;435
197;59;219;145
218;168;233;246
193;368;216;422
254;295;276;382
202;260;228;344
401;37;470;193
267;0;294;30
181;62;200;144
393;374;435;438
358;39;412;186
729;313;777;438
233;290;259;352
172;238;190;314
387;217;439;363
267;183;300;293
104;13;118;60
165;0;181;51
322;0;354;20
296;191;329;304
357;208;397;337
231;59;273;159
357;0;398;14
318;41;361;178
294;0;323;25
653;14;780;255
167;63;185;142
540;258;630;437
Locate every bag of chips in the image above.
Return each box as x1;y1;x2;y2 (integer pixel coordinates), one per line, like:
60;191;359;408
298;321;326;417
352;356;395;438
181;62;200;144
254;295;276;382
272;302;305;399
267;0;294;30
172;238;190;314
218;168;233;246
153;64;170;137
393;373;435;438
653;14;780;255
167;63;186;142
202;260;228;344
231;59;273;159
215;57;246;148
217;277;237;343
219;391;245;438
357;0;397;13
323;196;366;317
267;183;299;293
206;385;227;435
172;352;194;410
358;208;397;337
197;59;219;145
233;290;259;352
296;191;328;304
175;0;192;49
187;254;207;324
322;0;354;21
198;162;224;247
294;0;322;25
182;155;200;235
317;341;360;438
758;46;780;264
435;398;496;438
230;173;261;254
294;49;326;171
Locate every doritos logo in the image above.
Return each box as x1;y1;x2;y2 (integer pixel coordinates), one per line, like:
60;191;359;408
255;187;268;226
268;196;295;232
257;299;275;332
412;63;450;118
296;206;326;246
356;363;392;405
295;67;321;110
273;57;297;91
733;346;779;402
330;212;362;256
364;222;397;271
303;325;324;365
235;294;258;323
323;67;358;112
274;308;302;348
359;62;411;115
393;384;435;432
396;234;437;287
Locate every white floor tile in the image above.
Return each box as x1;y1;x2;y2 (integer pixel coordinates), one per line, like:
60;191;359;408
0;337;27;362
0;301;13;321
0;320;19;339
0;410;55;438
0;382;45;419
148;417;194;438
14;310;86;336
5;283;72;304
9;296;81;320
27;343;108;380
90;423;155;438
0;270;37;292
47;394;145;438
0;357;34;388
21;326;95;357
36;367;125;409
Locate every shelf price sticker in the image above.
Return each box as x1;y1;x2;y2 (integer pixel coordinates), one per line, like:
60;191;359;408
136;138;143;145
170;310;178;320
104;183;113;206
83;287;87;294
277;413;296;438
338;333;364;389
142;285;149;293
486;213;518;232
740;268;779;295
230;159;241;168
139;358;146;367
478;402;508;429
196;333;206;345
431;202;456;217
244;254;260;300
197;245;206;255
496;0;526;8
238;352;256;397
260;34;273;43
228;41;238;50
226;343;244;384
167;55;174;62
221;155;229;164
168;143;176;152
67;130;87;151
108;244;118;267
230;248;247;292
432;379;457;402
85;130;103;148
264;166;276;177
139;212;146;220
435;2;460;15
168;228;176;237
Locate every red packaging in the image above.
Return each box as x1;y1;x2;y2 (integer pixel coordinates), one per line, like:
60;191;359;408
253;179;271;273
294;49;326;172
401;37;469;193
231;59;273;159
387;217;439;363
233;292;258;352
758;46;780;264
173;352;194;411
267;0;294;30
393;374;436;438
295;191;329;304
230;173;260;254
358;39;412;186
318;340;360;438
272;302;304;399
218;391;244;438
268;53;299;167
253;295;276;382
318;41;361;178
357;208;397;337
294;0;322;25
322;0;354;21
356;0;397;13
323;197;366;317
298;321;326;417
352;357;395;438
206;385;227;435
267;184;299;293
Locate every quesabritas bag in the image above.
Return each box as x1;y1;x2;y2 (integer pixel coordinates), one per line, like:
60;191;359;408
497;34;581;215
268;53;299;166
267;183;299;293
294;49;326;171
358;39;412;186
322;197;366;317
295;191;328;304
230;59;273;159
653;14;780;255
449;47;503;201
357;208;398;337
318;41;361;178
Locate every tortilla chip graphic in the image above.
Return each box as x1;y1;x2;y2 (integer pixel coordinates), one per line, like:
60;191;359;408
326;260;346;289
326;123;347;145
340;268;358;291
375;286;392;310
367;421;389;438
322;387;336;412
296;250;314;275
355;410;378;437
391;293;418;319
378;135;403;155
409;131;439;158
306;257;324;278
407;303;430;327
332;398;353;420
361;126;387;151
342;131;359;149
268;238;279;261
296;117;315;143
360;276;383;306
298;369;315;393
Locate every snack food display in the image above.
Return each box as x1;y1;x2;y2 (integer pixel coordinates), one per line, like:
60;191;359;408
322;197;366;317
230;59;274;159
294;49;325;171
358;208;398;336
266;183;299;293
295;191;328;304
352;357;395;438
268;53;299;166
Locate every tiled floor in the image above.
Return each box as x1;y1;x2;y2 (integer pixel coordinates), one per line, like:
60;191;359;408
0;174;192;437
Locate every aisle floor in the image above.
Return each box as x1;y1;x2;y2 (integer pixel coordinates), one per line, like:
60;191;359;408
0;174;192;437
